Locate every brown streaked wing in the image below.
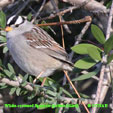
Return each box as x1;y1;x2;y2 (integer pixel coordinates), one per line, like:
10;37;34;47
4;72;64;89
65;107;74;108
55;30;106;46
23;26;67;58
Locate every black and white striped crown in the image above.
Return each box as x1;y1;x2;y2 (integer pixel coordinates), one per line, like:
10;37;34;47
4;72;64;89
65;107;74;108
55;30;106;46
7;15;25;26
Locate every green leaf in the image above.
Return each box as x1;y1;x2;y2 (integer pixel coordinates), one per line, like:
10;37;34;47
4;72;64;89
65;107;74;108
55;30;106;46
41;21;50;31
22;74;28;82
91;24;106;44
10;74;17;81
27;13;32;21
34;85;40;93
72;69;99;81
8;63;15;74
0;83;6;86
80;93;90;98
0;36;7;43
3;46;8;53
74;57;97;69
75;105;81;113
71;43;102;55
18;74;23;79
29;76;33;83
39;77;55;86
46;90;57;97
21;90;28;95
0;31;6;36
0;85;7;89
87;47;102;61
104;35;113;54
9;87;16;95
0;11;6;28
0;59;2;66
106;1;112;8
4;66;16;80
28;92;36;100
4;69;13;77
21;81;27;87
16;87;21;96
0;73;3;77
55;108;60;113
61;88;73;97
107;54;113;64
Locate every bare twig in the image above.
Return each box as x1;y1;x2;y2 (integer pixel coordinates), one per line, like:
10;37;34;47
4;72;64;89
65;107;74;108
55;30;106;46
91;1;113;113
69;20;91;61
48;1;90;112
91;60;106;113
0;43;6;47
38;0;90;22
0;0;14;9
50;0;65;48
63;18;91;87
62;0;109;14
91;56;106;113
0;67;3;71
41;77;47;86
38;6;76;21
109;61;113;75
0;77;95;105
106;0;113;40
0;77;33;91
59;15;65;48
31;0;46;23
16;0;31;15
64;71;90;113
37;16;92;27
60;96;94;105
99;65;111;102
33;71;44;84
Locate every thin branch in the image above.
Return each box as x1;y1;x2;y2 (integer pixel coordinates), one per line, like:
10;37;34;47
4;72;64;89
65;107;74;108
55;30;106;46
16;0;31;15
69;20;91;61
38;6;76;21
0;67;3;71
91;1;113;113
38;0;90;22
62;0;109;14
0;77;95;105
31;0;46;23
91;60;106;113
0;0;14;9
64;71;90;113
37;16;92;27
0;77;33;91
50;0;65;48
106;0;113;40
58;15;65;48
33;71;44;84
0;43;6;47
63;17;91;87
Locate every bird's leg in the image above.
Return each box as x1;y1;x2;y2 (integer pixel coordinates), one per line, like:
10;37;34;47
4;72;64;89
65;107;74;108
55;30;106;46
41;77;47;87
33;71;44;84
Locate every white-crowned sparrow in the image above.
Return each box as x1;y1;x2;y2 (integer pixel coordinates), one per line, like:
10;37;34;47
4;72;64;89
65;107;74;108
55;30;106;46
5;15;73;77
